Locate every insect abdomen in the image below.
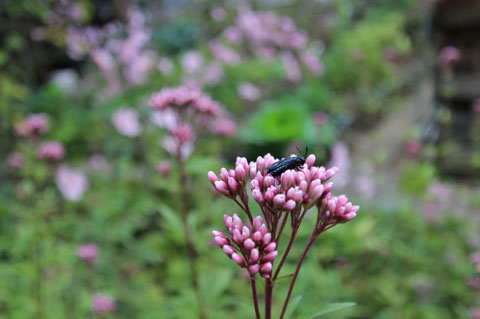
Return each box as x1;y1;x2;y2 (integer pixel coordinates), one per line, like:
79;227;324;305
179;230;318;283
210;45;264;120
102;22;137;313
267;158;303;177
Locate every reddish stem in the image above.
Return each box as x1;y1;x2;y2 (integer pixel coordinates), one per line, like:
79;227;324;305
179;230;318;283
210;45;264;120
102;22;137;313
265;278;273;319
272;228;298;281
250;278;261;319
279;229;318;319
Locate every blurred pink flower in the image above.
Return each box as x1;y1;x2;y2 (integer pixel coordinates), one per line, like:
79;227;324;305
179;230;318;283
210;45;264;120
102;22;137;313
76;243;98;265
467;276;480;290
56;166;88;202
238;82;261;101
223;26;243;44
211;6;227;21
181;51;204;74
88;154;112;174
211;117;237;136
91;49;115;71
472;308;480;319
438;46;461;68
157;57;174;75
91;293;116;314
203;62;224;85
162;136;194;160
124;51;155;85
111;108;142;137
37;141;65;161
406;140;421;157
15;113;49;137
281;52;302;83
156;161;171;177
328;142;350;189
209;41;241;65
6;153;25;168
314;112;328;126
300;51;324;75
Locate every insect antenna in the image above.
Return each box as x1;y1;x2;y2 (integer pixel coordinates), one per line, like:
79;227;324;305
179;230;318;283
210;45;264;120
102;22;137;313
304;147;308;158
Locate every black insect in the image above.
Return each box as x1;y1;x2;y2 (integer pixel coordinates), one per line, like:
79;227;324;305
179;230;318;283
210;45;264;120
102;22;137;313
266;147;308;177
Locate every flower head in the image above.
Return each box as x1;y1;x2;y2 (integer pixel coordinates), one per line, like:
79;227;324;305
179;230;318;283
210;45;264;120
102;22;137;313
213;214;278;278
37;141;65;161
6;153;25;168
76;243;99;265
438;46;461;68
15;113;49;137
91;293;116;314
111;108;142;137
56;166;89;202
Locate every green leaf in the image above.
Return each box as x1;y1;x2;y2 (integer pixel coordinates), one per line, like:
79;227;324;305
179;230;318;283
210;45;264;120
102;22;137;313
302;302;356;319
274;273;294;284
157;203;184;243
284;295;303;319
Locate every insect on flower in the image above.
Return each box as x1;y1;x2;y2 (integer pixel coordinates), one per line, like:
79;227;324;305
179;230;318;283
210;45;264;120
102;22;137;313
266;147;308;177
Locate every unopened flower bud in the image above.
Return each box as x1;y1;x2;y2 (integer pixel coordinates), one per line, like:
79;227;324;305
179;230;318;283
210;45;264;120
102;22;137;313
260;262;273;273
249;248;259;263
244;238;256;250
262;251;278;262
305;154;316;167
223;245;234;256
249;264;260;274
231;253;245;266
208;171;219;184
283;200;296;211
262;233;272;245
265;242;277;252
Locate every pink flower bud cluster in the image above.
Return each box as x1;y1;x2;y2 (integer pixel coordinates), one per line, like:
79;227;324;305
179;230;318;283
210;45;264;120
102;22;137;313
208;157;249;198
438;46;461;68
91;293;116;314
15;113;49;137
150;86;236;159
216;7;324;81
6;153;25;168
76;243;99;265
37;141;65;161
213;214;278;278
249;154;336;212
150;86;221;116
319;193;359;223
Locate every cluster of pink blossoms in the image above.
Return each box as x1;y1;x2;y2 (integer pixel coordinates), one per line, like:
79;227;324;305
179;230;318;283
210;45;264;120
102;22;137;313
213;214;278;278
208;152;358;318
217;6;324;82
15;113;49;137
91;293;116;314
150;86;236;159
76;243;99;265
37;141;65;161
209;153;358;225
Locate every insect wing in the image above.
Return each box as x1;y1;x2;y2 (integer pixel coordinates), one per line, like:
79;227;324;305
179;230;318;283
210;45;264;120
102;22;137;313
266;159;285;172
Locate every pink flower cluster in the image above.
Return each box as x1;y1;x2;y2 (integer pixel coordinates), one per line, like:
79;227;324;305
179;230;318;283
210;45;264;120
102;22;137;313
56;166;89;202
66;6;156;86
15;113;49;137
216;7;324;82
6;153;25;168
213;214;278;278
76;243;99;265
438;46;461;68
91;293;116;314
111;108;142;137
37;141;65;161
150;86;236;159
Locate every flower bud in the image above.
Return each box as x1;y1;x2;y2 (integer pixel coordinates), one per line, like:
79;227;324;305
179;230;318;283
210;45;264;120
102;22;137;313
265;242;277;252
252;231;263;242
231;253;245;266
273;194;286;208
244;238;256;250
252;188;264;203
223;245;234;256
248;264;259;274
260;262;273;273
242;226;251;238
215;236;228;247
262;233;272;245
249;248;259;263
305;154;316;167
220;168;229;180
281;170;294;189
262;251;278;262
208;171;219;184
228;177;238;193
283;200;296;211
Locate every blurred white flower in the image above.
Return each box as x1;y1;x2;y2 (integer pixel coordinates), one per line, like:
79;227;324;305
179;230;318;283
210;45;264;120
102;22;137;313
56;166;88;202
111;108;142;137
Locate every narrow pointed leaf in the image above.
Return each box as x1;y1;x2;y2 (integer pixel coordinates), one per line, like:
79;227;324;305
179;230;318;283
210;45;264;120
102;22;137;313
302;302;356;319
274;273;294;284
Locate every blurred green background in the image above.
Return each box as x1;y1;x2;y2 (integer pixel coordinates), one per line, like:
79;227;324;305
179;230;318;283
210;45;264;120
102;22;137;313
1;0;480;318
